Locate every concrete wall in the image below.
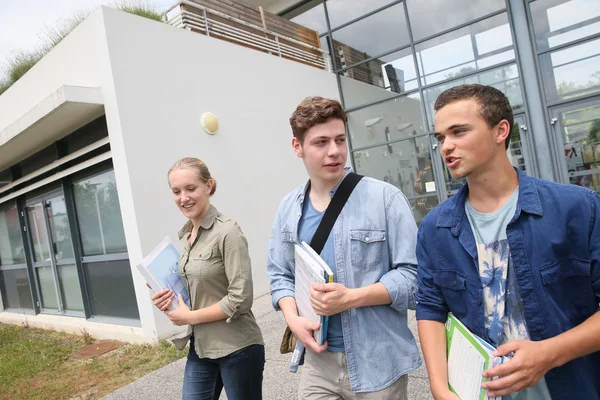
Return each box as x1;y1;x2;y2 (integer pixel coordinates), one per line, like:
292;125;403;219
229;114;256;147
99;8;339;339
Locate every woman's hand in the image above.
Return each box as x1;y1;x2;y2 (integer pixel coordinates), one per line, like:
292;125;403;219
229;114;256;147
166;294;192;326
147;283;174;311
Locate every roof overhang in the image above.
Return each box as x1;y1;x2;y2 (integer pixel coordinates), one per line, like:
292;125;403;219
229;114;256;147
0;85;104;171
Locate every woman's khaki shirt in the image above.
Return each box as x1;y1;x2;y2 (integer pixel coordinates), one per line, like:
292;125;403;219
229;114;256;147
172;205;263;358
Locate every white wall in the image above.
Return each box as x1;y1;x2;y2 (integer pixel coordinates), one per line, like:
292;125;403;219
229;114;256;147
99;8;339;339
0;11;103;133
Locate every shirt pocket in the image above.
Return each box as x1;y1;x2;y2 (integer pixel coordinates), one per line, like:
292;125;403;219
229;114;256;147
433;269;469;316
281;230;297;263
350;229;386;270
538;257;594;322
191;246;222;277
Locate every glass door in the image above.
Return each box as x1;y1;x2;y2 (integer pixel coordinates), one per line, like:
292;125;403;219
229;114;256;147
551;99;600;194
26;191;83;315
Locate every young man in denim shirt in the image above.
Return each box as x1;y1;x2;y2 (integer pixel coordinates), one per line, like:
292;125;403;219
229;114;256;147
416;84;600;400
267;96;421;399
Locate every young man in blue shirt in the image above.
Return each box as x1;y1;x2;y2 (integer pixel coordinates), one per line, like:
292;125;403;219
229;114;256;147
416;84;600;400
267;96;421;399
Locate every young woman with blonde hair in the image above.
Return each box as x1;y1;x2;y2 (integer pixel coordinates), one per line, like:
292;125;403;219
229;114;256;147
150;157;264;400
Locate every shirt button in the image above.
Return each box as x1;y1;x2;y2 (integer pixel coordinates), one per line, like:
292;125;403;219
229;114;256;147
478;299;482;305
452;280;457;286
297;212;301;217
365;237;370;242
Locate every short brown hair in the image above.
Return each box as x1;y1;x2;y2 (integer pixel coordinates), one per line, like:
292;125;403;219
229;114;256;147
289;96;347;143
434;84;514;149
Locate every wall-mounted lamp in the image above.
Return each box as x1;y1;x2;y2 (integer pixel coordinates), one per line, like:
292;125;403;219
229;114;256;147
201;112;219;135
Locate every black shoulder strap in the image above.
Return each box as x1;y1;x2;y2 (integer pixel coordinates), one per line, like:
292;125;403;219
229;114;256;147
309;173;363;254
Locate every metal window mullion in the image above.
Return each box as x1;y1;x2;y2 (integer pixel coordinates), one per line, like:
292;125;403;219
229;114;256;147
550;52;600;70
345;87;421;113
545;91;600;109
82;252;129;264
536;31;600;56
411;8;507;47
505;0;539;179
0;263;28;271
419;59;517;92
350;132;432;153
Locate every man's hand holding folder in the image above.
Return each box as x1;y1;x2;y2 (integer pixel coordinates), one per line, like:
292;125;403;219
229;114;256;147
279;297;329;354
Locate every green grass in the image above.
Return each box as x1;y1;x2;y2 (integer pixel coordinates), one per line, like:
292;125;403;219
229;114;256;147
0;323;186;400
0;2;165;96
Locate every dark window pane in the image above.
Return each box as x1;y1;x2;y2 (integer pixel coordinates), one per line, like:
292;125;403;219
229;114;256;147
530;0;600;52
73;170;127;256
19;146;57;176
347;93;426;149
0;268;33;310
0;203;26;266
332;3;409;69
340;47;418;109
64;117;109;154
540;37;600;103
83;260;139;320
326;0;396;30
0;169;11;189
290;2;328;35
406;0;506;41
416;13;514;87
423;64;523;130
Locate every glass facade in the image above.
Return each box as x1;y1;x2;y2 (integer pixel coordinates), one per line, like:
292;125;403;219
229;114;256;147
0;118;139;323
286;0;600;220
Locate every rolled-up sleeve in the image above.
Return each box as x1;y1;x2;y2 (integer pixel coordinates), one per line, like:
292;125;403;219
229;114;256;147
416;223;449;322
266;204;296;311
218;224;253;321
380;192;419;312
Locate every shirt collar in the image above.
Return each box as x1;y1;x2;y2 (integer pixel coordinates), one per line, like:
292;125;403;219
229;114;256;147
296;166;353;202
177;204;218;239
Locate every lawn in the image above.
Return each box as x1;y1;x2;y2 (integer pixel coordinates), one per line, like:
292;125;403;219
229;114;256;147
0;323;186;400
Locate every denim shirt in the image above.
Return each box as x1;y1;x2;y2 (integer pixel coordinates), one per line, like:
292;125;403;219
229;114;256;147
267;168;421;392
416;168;600;400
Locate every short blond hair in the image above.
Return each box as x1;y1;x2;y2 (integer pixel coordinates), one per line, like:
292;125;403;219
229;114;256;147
168;157;217;196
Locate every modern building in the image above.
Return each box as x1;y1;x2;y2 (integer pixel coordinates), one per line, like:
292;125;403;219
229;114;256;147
0;0;598;343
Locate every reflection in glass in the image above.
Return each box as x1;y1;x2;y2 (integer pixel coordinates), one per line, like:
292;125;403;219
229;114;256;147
58;264;84;312
0;268;33;309
332;3;409;69
530;0;600;51
424;64;523;130
352;135;432;199
74;170;127;256
326;0;395;30
508;116;528;173
540;38;600;103
290;2;327;35
347;94;425;149
47;196;75;261
559;103;600;194
416;13;514;87
37;266;58;310
0;204;26;265
27;204;51;263
84;260;140;320
409;196;439;226
340;47;417;109
406;0;506;41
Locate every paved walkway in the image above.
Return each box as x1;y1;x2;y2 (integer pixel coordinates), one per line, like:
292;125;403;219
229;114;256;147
102;294;432;400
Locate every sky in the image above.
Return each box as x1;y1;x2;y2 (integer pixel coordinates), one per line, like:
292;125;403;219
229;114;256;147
0;0;176;80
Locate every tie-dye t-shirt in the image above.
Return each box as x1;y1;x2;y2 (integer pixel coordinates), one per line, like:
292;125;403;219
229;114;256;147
465;187;551;400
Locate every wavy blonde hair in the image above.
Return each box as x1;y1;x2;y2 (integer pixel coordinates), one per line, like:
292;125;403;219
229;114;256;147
168;157;217;196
